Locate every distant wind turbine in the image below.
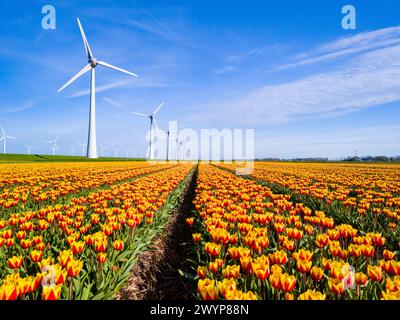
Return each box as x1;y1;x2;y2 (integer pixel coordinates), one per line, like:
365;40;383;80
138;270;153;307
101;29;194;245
132;102;165;160
114;147;121;157
78;142;86;156
99;145;107;157
46;137;59;156
24;145;34;155
0;124;18;154
57;18;138;159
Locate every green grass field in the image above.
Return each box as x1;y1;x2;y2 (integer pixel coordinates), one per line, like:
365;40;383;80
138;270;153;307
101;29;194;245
0;154;146;163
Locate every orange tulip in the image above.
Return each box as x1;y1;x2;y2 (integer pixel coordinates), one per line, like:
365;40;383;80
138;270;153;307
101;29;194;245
30;250;43;263
192;233;202;244
0;284;18;300
197;266;208;279
71;241;85;254
198;279;218;300
383;250;395;260
328;278;345;295
253;263;270;280
58;250;73;268
8;256;23;269
94;239;107;253
367;265;383;282
310;266;324;281
298;290;326;300
208;261;219;274
315;234;329;248
66;259;83;277
355;272;368;286
218;278;237;299
222;265;240;279
240;256;253;273
280;273;296;292
297;259;312;273
42;284;62;300
269;272;282;290
97;252;107;264
204;242;221;257
387;261;400;276
113;240;124;251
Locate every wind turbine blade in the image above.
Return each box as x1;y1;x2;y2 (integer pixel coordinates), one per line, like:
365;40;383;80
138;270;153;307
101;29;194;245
97;61;138;77
7;136;18;140
0;137;4;142
153;118;159;131
55;136;60;142
77;18;93;58
58;64;91;92
153;102;165;115
131;112;148;117
0;124;5;137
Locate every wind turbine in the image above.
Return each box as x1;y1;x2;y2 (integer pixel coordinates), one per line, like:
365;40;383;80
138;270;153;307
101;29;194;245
99;145;107;157
114;147;121;157
166;130;170;161
132;102;165;160
24;145;34;155
46;137;59;156
0;125;18;154
78;142;86;156
57;18;138;159
175;138;180;161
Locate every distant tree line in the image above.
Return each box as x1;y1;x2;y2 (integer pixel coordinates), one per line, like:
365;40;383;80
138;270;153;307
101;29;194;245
342;156;400;162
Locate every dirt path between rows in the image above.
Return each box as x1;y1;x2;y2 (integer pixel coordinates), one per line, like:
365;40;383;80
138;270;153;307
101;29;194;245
116;166;198;300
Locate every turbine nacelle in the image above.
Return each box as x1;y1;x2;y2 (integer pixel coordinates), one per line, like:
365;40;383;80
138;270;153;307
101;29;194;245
89;57;98;68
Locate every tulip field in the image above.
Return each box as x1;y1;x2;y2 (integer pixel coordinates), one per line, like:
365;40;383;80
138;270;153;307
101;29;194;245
0;161;194;300
1;160;400;300
190;163;400;300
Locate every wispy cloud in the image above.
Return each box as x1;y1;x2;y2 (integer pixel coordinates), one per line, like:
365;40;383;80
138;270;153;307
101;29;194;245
215;65;237;75
272;26;400;71
101;97;125;108
0;100;38;113
68;78;167;98
129;0;180;41
192;40;400;127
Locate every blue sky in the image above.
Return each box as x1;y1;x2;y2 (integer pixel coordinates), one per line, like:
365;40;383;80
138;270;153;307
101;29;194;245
0;0;400;159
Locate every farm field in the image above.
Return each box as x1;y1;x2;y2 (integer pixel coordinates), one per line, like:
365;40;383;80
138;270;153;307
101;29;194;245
0;161;194;300
1;161;399;300
188;162;400;300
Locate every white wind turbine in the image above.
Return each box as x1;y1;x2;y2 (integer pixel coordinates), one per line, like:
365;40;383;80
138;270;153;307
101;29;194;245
0;124;18;154
24;145;34;155
57;18;138;159
99;145;107;157
132;102;165;160
46;137;59;156
114;147;121;157
78;142;86;156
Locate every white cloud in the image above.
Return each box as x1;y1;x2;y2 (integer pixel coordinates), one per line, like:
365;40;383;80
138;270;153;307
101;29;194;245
273;26;400;71
192;34;400;127
215;65;237;75
69;78;167;98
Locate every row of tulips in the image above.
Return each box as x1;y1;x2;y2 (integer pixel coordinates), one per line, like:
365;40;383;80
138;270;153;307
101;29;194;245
188;164;400;300
217;162;400;246
0;162;167;211
0;163;193;300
